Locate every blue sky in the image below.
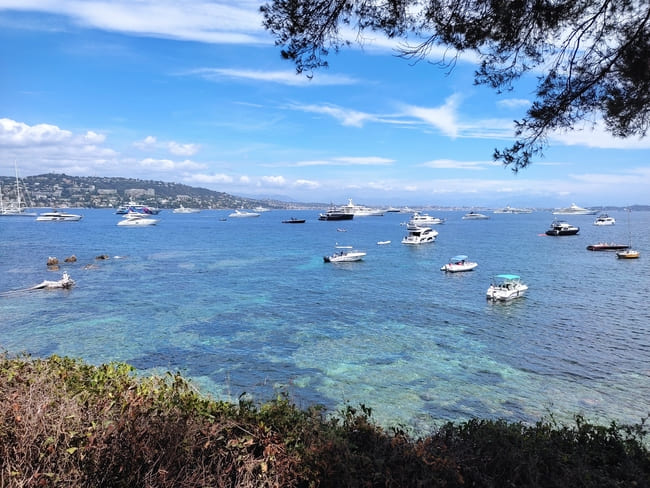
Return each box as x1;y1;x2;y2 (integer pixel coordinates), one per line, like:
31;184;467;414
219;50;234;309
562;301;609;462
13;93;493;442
1;1;649;207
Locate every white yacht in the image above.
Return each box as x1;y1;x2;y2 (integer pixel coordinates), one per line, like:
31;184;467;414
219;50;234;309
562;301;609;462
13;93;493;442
593;213;615;225
173;205;201;214
407;211;445;226
228;209;261;218
336;199;384;216
552;203;597;215
117;213;159;226
486;274;528;301
36;210;83;221
402;226;438;245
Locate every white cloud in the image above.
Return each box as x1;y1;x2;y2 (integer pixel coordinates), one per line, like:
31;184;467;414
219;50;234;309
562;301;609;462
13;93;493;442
421;159;499;170
294;179;319;189
133;135;157;149
292;156;394;167
549;122;650;149
293;103;376;128
168;141;200;156
187;68;359;86
133;135;200;156
497;98;531;110
3;1;270;45
401;95;462;138
260;175;286;186
0;118;72;146
188;173;234;184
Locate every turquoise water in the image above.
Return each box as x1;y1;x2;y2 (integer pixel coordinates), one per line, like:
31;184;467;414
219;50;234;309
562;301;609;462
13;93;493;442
1;209;649;433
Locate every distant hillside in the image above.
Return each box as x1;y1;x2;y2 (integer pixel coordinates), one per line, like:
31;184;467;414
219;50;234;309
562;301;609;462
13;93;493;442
0;173;321;210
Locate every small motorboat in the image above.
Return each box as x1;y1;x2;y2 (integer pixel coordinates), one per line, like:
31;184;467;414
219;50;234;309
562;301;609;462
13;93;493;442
117;213;159;226
323;249;366;263
486;274;528;301
593;213;615;226
586;243;629;251
545;220;579;236
440;255;478;272
282;218;306;224
616;249;640;259
376;240;391;245
462;211;489;220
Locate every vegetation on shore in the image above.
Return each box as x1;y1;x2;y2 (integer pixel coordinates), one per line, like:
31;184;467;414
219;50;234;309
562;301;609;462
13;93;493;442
2;353;648;487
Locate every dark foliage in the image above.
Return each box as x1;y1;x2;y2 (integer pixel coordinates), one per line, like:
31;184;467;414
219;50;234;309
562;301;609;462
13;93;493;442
1;353;649;487
261;0;650;171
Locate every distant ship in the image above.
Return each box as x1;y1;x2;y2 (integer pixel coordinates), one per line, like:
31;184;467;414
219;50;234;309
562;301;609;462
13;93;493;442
493;205;532;214
552;203;597;215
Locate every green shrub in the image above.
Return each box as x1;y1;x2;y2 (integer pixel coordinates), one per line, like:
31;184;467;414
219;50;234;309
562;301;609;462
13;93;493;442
1;353;648;487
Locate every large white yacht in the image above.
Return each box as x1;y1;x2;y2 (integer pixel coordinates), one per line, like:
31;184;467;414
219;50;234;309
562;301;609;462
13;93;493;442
336;199;384;216
552;203;597;215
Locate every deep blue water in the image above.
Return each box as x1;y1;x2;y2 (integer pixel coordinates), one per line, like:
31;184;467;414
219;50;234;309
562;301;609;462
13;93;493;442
1;209;649;433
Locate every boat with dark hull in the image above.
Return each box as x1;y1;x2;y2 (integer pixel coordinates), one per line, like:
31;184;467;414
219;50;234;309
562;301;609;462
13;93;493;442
545;220;579;236
586;243;629;251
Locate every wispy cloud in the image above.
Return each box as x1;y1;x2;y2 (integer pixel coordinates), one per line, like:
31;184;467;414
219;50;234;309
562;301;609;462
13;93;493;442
293;156;395;167
421;159;500;170
134;136;200;156
401;95;462;138
2;1;269;44
186;68;359;86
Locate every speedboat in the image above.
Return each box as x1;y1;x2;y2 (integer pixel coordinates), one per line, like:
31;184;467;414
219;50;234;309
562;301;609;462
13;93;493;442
228;209;260;218
486;274;528;301
440;255;478;272
36;210;83;221
323;249;366;263
462;211;489;220
586;242;629;251
545;220;579;236
593;214;615;225
552;203;597;215
282;217;306;223
402;226;438;245
117;213;159;226
407;211;445;226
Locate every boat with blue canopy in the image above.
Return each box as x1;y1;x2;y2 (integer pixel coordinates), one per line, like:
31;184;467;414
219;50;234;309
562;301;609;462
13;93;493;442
486;274;528;301
440;255;478;272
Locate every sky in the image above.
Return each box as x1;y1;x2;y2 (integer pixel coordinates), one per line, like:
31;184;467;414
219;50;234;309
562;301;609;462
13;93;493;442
1;1;649;207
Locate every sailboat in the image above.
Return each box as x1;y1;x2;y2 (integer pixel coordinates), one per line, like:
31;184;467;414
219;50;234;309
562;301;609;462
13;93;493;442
616;209;640;259
0;163;36;217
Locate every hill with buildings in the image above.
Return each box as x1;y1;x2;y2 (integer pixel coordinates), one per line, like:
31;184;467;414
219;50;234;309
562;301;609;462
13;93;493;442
0;173;317;210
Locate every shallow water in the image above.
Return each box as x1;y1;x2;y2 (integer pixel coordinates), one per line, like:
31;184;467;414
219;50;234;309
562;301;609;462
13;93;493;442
1;209;649;432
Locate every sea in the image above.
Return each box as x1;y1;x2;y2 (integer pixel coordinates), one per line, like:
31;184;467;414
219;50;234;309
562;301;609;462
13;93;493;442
1;208;649;434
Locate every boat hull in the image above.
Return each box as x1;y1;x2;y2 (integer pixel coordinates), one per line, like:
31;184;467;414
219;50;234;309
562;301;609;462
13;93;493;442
587;243;629;251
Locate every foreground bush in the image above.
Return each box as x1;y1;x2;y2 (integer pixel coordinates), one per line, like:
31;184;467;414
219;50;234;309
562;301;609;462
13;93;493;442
1;353;648;487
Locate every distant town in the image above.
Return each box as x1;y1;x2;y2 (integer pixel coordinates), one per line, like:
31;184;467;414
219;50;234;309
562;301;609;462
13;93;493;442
1;173;648;212
0;173;318;210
